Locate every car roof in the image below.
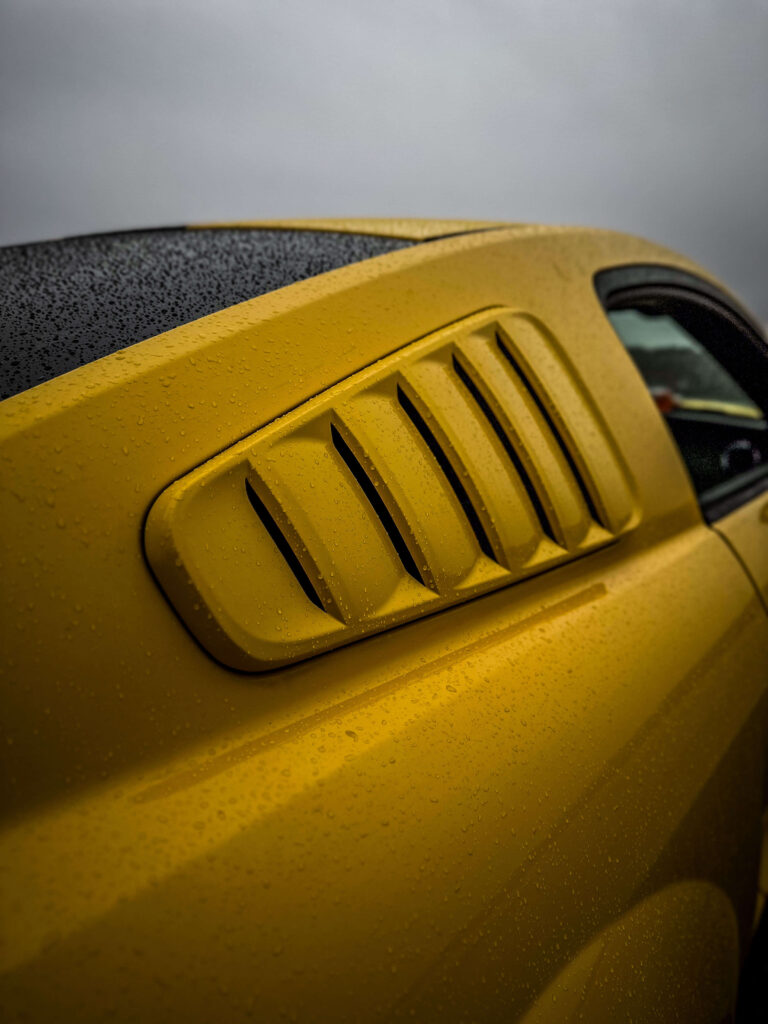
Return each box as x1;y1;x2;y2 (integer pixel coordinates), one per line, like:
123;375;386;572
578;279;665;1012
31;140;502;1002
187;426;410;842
191;218;512;239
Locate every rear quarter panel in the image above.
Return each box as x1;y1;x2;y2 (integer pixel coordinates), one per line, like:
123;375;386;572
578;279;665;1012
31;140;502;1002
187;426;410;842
1;226;766;1021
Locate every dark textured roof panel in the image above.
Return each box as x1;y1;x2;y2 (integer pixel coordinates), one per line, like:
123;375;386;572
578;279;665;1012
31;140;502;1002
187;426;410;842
0;227;414;401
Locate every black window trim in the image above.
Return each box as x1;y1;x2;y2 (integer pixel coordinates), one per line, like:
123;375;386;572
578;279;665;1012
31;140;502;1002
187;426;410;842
594;263;768;523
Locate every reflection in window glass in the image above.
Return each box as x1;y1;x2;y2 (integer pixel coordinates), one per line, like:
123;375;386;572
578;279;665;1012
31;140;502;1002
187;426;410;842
608;306;767;504
608;310;762;420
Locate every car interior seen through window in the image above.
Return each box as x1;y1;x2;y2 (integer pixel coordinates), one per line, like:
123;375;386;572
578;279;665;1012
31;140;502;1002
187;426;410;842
603;283;768;519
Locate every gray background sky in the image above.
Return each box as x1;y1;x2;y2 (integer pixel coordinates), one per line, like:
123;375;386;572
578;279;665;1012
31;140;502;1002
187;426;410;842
2;0;767;316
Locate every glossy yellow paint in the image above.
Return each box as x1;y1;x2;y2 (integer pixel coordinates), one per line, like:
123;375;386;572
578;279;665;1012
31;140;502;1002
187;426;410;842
716;493;768;610
1;223;767;1021
519;882;740;1023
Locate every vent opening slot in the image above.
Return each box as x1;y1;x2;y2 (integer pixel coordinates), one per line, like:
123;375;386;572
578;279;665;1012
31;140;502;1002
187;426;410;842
452;354;559;544
330;424;427;587
496;333;605;528
244;478;326;610
397;384;497;562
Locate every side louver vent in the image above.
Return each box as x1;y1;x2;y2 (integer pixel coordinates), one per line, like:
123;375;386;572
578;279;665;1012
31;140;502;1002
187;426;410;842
145;309;637;670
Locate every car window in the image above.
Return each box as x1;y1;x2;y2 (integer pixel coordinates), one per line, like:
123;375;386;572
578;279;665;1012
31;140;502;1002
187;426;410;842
596;271;768;520
607;309;761;419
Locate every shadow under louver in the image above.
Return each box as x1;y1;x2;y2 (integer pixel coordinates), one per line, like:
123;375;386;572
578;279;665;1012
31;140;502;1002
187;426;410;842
144;309;636;670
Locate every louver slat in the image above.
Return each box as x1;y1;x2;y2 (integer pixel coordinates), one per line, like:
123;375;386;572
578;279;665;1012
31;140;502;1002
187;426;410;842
400;357;547;570
144;464;346;668
457;330;595;551
335;388;498;595
145;308;637;670
248;424;430;624
494;314;634;534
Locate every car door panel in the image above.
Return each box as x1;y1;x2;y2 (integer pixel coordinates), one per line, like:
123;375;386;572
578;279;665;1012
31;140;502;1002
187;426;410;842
1;524;765;1021
715;494;768;611
2;226;767;1022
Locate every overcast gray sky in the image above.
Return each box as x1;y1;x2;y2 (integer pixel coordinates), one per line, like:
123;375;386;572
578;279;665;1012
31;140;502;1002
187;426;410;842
2;0;767;316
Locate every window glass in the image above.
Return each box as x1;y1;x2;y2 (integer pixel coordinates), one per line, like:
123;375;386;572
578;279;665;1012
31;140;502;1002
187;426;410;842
608;309;762;419
607;303;768;508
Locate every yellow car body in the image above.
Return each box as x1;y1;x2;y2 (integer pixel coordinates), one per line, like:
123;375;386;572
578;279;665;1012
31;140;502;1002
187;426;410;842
1;220;767;1021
